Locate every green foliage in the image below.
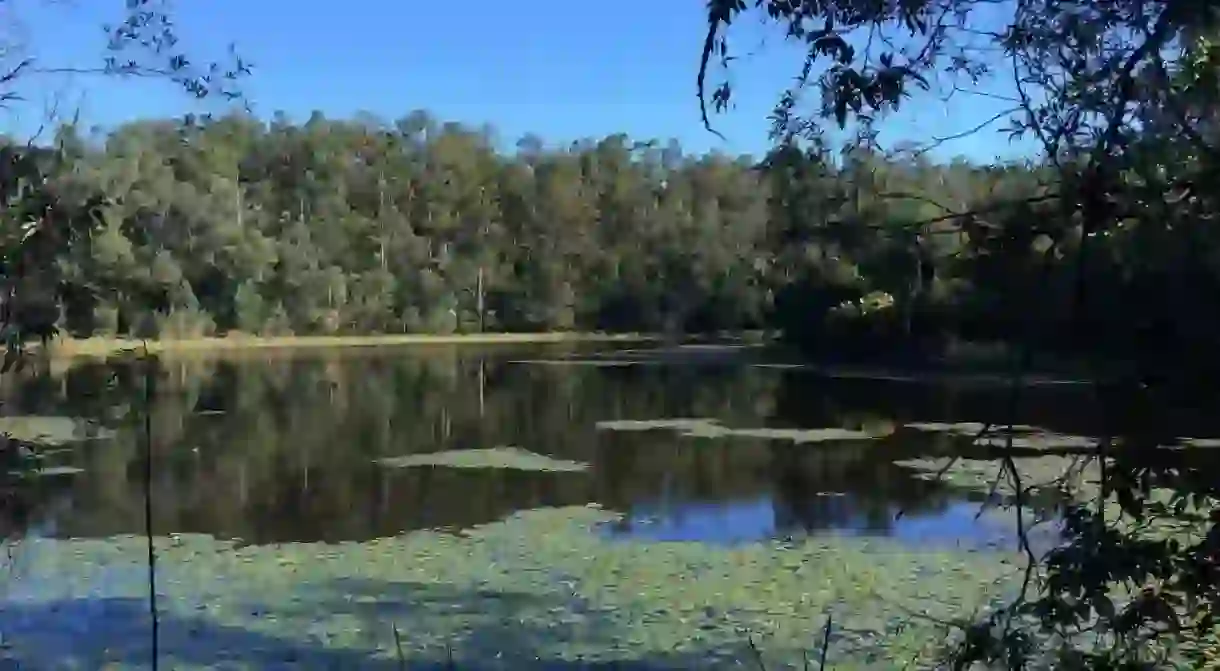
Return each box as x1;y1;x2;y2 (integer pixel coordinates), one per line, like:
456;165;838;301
10;100;1219;671
231;280;266;333
0;144;110;350
1;0;1217;665
0;109;1103;356
12;113;800;338
701;0;1220;668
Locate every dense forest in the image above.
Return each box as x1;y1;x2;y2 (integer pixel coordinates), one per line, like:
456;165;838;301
7;109;1186;370
0;0;1215;667
0;0;1213;666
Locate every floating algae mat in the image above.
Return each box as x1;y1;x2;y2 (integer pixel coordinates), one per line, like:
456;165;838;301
14;465;85;478
0;506;1025;669
895;455;1088;495
904;421;1097;451
375;447;588;472
897;454;1215;551
508;358;648;368
594;418;722;432
595;418;882;443
906;421;1220;452
0;415;114;446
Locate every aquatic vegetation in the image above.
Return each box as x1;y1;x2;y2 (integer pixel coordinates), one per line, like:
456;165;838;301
899;425;1220;539
1172;437;1220;449
12;465;85;478
0;417;105;478
685;425;881;443
596;418;882;443
2;353;1144;667
895;455;1087;493
895;452;1216;554
970;434;1095;450
595;418;723;432
508;359;648;367
905;421;1038;436
0;505;1024;669
375;447;589;473
904;422;1096;451
0;416;114;446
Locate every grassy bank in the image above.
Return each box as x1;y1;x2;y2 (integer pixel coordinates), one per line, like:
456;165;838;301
39;332;662;359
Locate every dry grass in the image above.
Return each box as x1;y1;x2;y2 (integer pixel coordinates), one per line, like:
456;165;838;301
38;332;660;360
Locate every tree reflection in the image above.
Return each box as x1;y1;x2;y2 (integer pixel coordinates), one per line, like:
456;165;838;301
0;347;1116;546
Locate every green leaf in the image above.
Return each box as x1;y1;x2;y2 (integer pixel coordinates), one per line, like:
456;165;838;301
1093;594;1116;620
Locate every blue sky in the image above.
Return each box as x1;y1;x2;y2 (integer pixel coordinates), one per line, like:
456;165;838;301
3;0;1030;162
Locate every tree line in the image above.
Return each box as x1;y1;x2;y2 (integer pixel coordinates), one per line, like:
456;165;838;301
8;109;1191;370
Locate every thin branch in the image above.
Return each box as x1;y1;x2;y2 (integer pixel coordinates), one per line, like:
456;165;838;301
875;190;971;216
697;5;729;140
393;623;406;669
907;107;1022;159
817;612;834;670
0;57;31;88
851;192;1060;235
942;84;1022;105
747;635;767;670
894;422;993;521
141;340;159;670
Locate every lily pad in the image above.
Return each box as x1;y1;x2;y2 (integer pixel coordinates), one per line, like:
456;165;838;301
375;447;588;472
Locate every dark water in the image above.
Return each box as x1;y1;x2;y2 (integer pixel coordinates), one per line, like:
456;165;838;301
3;343;1111;549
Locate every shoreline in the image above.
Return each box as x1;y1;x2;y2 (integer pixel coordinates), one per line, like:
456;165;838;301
32;334;1096;387
37;332;663;359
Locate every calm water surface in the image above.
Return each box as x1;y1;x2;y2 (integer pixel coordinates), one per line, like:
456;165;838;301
6;343;1178;668
9;343;1207;668
6;343;1107;548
